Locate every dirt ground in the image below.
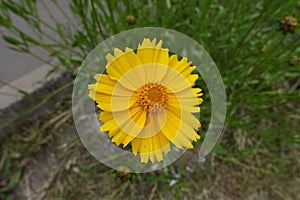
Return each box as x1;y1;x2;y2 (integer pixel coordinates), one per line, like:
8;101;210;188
4;114;298;200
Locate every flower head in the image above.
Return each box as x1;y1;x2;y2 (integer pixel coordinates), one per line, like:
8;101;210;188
290;55;299;66
259;45;267;53
126;15;136;25
279;16;297;33
88;38;203;163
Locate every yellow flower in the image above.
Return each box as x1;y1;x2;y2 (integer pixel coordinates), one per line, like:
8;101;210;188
88;38;203;163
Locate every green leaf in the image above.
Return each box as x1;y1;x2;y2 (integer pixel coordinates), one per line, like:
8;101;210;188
8;46;29;53
49;50;63;57
3;36;22;46
56;23;65;38
0;170;22;193
25;0;38;18
19;32;40;45
212;144;228;155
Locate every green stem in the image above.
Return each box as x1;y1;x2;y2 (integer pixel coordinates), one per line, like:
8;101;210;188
91;0;106;39
0;80;29;96
106;0;118;33
52;0;76;27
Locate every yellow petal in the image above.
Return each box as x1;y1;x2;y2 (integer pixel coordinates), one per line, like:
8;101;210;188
154;49;169;65
95;94;135;112
156;40;163;48
143;64;168;83
166;103;200;141
157;95;198;149
99;110;113;122
181;111;201;130
168;92;199;112
138;38;156;48
186;74;199;86
123;134;135;147
137;38;169;66
168;55;194;76
100;117;118;132
117;70;144;90
106;48;142;80
110;90;137;112
137;48;169;65
161;67;194;93
137;139;150;162
111;105;146;137
88;75;117;96
137;111;167;138
111;130;127;146
111;129;135;147
158;110;182;147
132;132;170;163
152;132;170;161
137;48;157;64
103;123;139;147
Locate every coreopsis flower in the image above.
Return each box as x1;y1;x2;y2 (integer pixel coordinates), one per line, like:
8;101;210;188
88;38;203;163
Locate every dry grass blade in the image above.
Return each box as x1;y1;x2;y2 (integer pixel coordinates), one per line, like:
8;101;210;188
148;183;158;200
42;110;71;130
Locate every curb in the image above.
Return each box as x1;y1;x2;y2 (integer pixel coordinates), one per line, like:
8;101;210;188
0;65;72;139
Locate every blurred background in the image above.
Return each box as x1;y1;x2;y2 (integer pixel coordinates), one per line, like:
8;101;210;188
0;0;299;199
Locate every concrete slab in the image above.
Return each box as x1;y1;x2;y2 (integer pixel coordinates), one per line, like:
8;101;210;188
0;0;74;137
0;0;71;86
0;64;60;110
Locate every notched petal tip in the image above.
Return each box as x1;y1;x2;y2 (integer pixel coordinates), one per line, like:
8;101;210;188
106;53;115;64
140;38;151;48
139;38;163;49
151;38;157;46
125;47;133;52
188;74;199;86
194;133;201;141
93;74;102;81
114;48;124;57
193;88;202;94
198;98;203;104
88;83;96;90
156;40;163;48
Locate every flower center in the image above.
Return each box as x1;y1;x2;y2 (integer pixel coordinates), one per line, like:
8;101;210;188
135;83;168;112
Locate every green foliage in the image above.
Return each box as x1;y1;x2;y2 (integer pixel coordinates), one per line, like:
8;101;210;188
1;0;299;159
